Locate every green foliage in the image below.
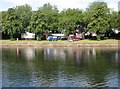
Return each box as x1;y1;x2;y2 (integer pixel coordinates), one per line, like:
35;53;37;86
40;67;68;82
10;38;15;41
58;8;83;34
86;1;110;34
96;35;101;41
1;4;32;39
36;36;41;41
118;12;120;30
1;2;119;40
110;11;119;30
29;3;59;35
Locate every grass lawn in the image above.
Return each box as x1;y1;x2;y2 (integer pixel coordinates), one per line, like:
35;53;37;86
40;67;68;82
1;39;119;43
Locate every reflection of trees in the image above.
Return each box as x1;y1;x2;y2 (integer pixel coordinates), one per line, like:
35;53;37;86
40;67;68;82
84;49;118;87
0;48;2;88
53;48;118;87
32;49;59;86
2;47;118;87
43;48;66;61
32;48;118;87
20;48;35;61
2;48;32;87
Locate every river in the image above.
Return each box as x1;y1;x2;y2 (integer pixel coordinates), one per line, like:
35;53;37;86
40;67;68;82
1;47;119;87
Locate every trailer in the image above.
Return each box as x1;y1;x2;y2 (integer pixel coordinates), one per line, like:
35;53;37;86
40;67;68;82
21;32;35;40
68;34;82;41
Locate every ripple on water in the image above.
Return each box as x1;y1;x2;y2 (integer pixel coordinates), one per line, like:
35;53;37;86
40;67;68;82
105;72;118;87
2;48;118;87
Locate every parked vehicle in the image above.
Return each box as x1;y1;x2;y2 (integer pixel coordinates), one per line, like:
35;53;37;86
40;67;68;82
47;34;65;41
68;33;82;41
47;36;53;41
21;31;35;40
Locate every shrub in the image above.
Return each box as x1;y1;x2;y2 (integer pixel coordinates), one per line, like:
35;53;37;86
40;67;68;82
96;35;100;41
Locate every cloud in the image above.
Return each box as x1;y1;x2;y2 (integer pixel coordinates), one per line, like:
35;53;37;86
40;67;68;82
44;0;95;11
105;0;119;11
108;3;119;11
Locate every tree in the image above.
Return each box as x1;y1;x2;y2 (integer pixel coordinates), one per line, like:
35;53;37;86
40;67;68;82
109;11;118;30
1;2;119;40
58;8;83;35
15;4;32;33
28;3;59;37
1;4;32;39
86;2;110;36
2;8;17;39
117;11;120;31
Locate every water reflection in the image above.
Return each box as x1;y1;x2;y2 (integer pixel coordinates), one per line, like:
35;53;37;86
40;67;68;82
44;48;66;60
0;48;2;89
2;47;118;87
22;48;35;61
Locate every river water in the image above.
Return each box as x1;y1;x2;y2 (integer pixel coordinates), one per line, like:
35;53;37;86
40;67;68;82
1;47;119;87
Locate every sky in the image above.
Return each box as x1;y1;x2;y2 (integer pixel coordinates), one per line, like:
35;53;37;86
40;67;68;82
0;0;119;11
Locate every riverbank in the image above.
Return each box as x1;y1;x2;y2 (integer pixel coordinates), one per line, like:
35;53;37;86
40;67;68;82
1;39;119;48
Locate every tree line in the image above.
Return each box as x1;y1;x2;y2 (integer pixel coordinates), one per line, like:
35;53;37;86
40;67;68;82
0;1;119;40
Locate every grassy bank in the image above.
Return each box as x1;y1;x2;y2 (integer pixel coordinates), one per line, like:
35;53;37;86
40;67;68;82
1;39;119;48
1;39;119;43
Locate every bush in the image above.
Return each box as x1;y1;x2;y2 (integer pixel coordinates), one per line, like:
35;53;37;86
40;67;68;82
37;36;41;41
10;38;15;41
96;35;100;41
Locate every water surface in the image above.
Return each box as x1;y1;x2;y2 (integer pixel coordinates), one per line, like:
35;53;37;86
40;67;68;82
2;47;118;87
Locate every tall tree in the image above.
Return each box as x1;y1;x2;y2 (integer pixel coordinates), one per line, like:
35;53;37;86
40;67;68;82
28;3;59;36
58;8;83;35
1;4;32;39
117;11;120;31
16;4;32;33
86;2;110;34
110;11;119;30
2;8;17;39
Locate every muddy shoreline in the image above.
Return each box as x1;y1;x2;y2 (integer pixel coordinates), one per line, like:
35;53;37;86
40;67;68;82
1;41;119;48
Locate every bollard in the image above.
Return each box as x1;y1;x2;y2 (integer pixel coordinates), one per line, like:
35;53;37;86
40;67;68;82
17;38;18;41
